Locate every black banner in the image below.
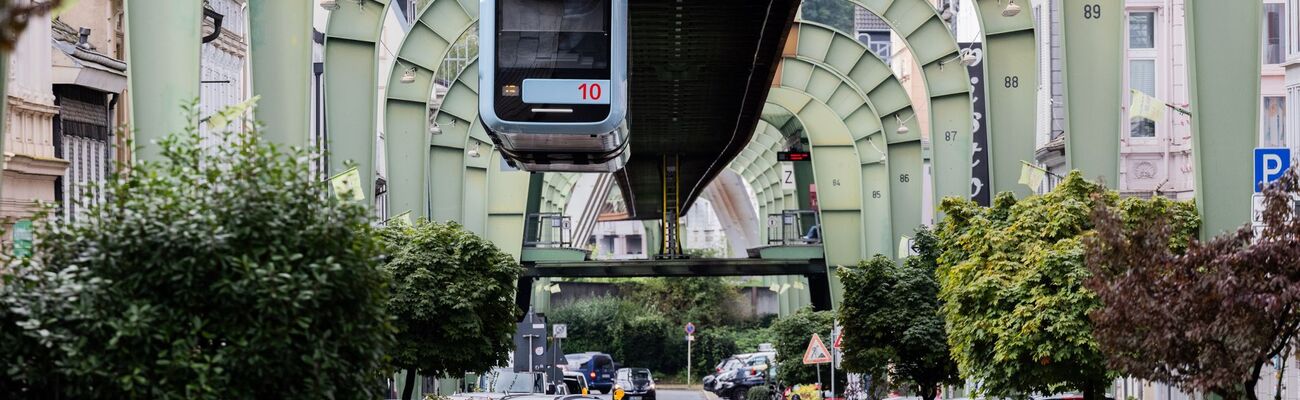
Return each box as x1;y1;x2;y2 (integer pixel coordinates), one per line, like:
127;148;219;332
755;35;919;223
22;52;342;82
961;42;992;206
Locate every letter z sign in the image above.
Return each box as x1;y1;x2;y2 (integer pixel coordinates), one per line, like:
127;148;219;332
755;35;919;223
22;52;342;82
1255;148;1292;193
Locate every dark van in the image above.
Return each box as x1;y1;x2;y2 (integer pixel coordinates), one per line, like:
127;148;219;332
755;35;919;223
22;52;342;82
564;352;616;394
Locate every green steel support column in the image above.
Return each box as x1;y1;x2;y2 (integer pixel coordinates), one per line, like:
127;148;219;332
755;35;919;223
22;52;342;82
1061;0;1123;184
125;0;201;162
642;220;662;258
486;150;531;259
764;88;865;306
323;0;387;196
249;0;312;148
1186;0;1261;237
971;0;1037;198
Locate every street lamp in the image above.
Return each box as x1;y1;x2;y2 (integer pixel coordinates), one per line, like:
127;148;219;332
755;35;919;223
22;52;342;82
1002;0;1021;17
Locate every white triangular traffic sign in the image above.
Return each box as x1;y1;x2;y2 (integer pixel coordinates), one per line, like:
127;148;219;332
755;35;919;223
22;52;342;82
803;333;832;364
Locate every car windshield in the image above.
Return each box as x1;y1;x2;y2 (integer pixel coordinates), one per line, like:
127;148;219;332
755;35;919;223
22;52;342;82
746;356;767;366
721;359;742;370
564;378;584;394
631;370;651;381
490;371;544;393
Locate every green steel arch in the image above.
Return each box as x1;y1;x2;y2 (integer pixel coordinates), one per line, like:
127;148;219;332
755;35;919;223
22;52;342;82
843;0;973;207
786;21;925;258
382;0;480;219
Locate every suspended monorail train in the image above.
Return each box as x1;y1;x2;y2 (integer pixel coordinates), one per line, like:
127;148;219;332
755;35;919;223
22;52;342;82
479;0;630;172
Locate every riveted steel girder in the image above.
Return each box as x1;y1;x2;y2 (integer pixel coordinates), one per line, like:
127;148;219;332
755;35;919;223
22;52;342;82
1186;0;1261;237
250;0;314;148
846;0;973;208
323;0;389;198
125;0;202;162
1061;0;1123;185
969;0;1037;198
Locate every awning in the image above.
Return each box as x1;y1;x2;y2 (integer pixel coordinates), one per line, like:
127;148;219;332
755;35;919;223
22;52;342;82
50;39;127;94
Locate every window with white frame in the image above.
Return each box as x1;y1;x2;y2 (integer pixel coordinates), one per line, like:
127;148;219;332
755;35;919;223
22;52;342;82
1289;0;1300;59
1127;10;1158;138
1287;85;1300;148
1265;2;1287;65
1263;96;1287;147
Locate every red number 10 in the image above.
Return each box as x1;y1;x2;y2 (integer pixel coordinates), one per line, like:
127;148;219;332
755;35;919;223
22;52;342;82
578;83;603;101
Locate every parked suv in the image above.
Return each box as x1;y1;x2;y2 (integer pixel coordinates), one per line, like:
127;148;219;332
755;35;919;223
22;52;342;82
565;352;617;394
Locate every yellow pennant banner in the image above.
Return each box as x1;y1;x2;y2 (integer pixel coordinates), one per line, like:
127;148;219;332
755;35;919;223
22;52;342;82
329;166;365;202
1130;89;1166;122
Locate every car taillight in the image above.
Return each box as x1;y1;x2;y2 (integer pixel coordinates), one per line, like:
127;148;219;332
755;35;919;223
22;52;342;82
749;370;757;376
590;371;596;379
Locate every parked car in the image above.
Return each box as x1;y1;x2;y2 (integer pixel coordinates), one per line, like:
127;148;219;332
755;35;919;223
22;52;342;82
717;353;776;400
562;371;591;395
704;356;748;392
565;352;617;394
613;368;656;400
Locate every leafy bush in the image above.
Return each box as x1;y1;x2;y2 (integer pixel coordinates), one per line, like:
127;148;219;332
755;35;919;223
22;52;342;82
630;277;740;327
380;220;522;399
0;104;394;399
550;297;686;374
747;385;772;400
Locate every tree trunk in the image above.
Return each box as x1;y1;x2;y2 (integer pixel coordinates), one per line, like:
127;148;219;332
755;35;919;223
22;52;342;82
1083;385;1101;400
1276;347;1289;400
403;369;418;400
1246;359;1265;400
917;382;938;400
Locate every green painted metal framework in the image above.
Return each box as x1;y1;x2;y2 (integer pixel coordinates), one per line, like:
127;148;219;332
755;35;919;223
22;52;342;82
113;0;1267;316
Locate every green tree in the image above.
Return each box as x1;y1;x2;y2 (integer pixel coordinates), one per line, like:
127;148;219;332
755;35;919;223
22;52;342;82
935;172;1114;400
800;0;855;35
380;220;523;400
1;103;394;399
838;229;958;400
549;297;685;375
771;308;842;389
631;277;739;327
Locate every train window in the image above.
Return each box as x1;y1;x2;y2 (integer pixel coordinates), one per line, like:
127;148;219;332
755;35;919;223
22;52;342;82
495;0;612;123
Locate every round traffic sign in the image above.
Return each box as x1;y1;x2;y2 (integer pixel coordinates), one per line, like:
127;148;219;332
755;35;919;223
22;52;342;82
685;322;696;335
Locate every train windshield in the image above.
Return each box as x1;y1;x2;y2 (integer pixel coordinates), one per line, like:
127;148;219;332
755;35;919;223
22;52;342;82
496;0;612;123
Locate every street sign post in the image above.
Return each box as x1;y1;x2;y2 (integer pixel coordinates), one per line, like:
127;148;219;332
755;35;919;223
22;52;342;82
553;324;568;339
685;322;696;389
804;333;831;389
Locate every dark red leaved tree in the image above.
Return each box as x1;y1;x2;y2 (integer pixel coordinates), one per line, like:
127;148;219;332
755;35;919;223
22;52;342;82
1085;171;1300;400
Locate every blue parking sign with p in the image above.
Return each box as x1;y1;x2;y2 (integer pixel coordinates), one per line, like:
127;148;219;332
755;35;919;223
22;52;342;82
1255;148;1292;193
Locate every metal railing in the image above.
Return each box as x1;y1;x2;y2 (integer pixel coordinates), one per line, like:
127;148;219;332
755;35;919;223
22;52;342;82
524;213;573;248
766;210;821;246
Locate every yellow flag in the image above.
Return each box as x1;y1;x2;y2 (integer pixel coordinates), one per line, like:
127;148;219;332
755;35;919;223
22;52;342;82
390;210;413;226
329;166;365;202
1130;89;1166;122
1019;162;1046;190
